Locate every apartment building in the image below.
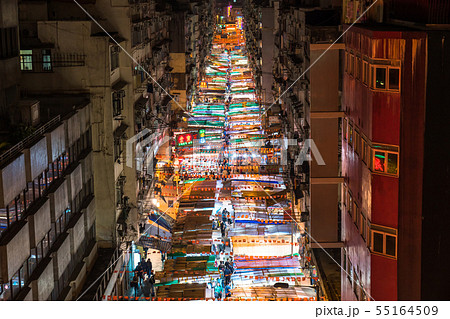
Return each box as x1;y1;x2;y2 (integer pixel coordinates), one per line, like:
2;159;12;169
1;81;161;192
1;1;96;301
17;0;173;249
341;22;450;300
342;0;383;23
0;0;175;300
272;2;343;299
169;0;215;111
342;26;448;300
243;0;262;92
0;98;96;300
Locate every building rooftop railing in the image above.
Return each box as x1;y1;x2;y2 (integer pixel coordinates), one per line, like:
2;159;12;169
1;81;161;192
0;115;60;167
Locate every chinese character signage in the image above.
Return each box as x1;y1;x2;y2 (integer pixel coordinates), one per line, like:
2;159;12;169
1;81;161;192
177;133;193;146
176;132;199;147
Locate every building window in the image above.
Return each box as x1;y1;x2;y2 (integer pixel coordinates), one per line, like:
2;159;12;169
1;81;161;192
343;184;348;208
372;66;401;92
372;144;399;176
375;67;386;89
373;151;386;172
20;49;33;71
348;192;353;218
354;130;360;155
349;54;354;76
353;269;360;299
54;216;63;238
343;249;347;274
348;125;353;147
371;224;397;258
112;90;125;117
114;138;123;162
343;118;347;141
388;68;400;90
28;247;37;275
365;143;372;168
353;201;358;227
64;206;72;228
345;51;348;73
110;46;120;71
361;139;366;163
363;61;369;85
360;211;367;240
42;49;52;71
355;57;361;80
347;259;352;283
116;177;125;207
369;66;374;88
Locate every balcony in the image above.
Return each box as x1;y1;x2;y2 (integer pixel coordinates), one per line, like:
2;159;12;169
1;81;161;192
20;52;86;72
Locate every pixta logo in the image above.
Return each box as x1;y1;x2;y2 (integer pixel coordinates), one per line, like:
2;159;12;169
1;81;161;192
225;138;325;166
125;128;171;176
281;138;325;166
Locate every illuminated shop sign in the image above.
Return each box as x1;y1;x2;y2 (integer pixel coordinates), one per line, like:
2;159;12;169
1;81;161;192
199;129;206;144
177;133;197;146
236;16;243;30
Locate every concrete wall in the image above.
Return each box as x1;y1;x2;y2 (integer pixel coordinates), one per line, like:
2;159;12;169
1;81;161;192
170;53;186;73
24;137;48;182
46;124;66;163
66;112;81;147
0;154;26;207
69;164;83;201
0;0;18;27
311;184;339;242
81;152;93;185
31;258;54;301
72;213;85;253
3;222;30;280
309;46;341;244
85;198;96;231
30;199;51;245
56;235;71;279
49;179;69;221
70;262;87;297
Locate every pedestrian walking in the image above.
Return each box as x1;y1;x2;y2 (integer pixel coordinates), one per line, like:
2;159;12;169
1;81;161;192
141;259;148;277
142;278;151;298
220;221;226;238
224;265;232;286
130;272;139;299
146;259;152;276
222;208;228;224
134;262;143;284
225;284;231;299
149;270;156;297
214;281;222;300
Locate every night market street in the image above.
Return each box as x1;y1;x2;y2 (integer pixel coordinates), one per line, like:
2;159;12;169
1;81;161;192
129;14;317;301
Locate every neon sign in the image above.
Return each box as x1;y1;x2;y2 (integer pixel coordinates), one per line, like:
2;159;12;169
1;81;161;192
236;16;243;30
177;133;194;146
199;129;206;144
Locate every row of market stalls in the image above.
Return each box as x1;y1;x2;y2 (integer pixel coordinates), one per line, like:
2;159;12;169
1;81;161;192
154;18;317;301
